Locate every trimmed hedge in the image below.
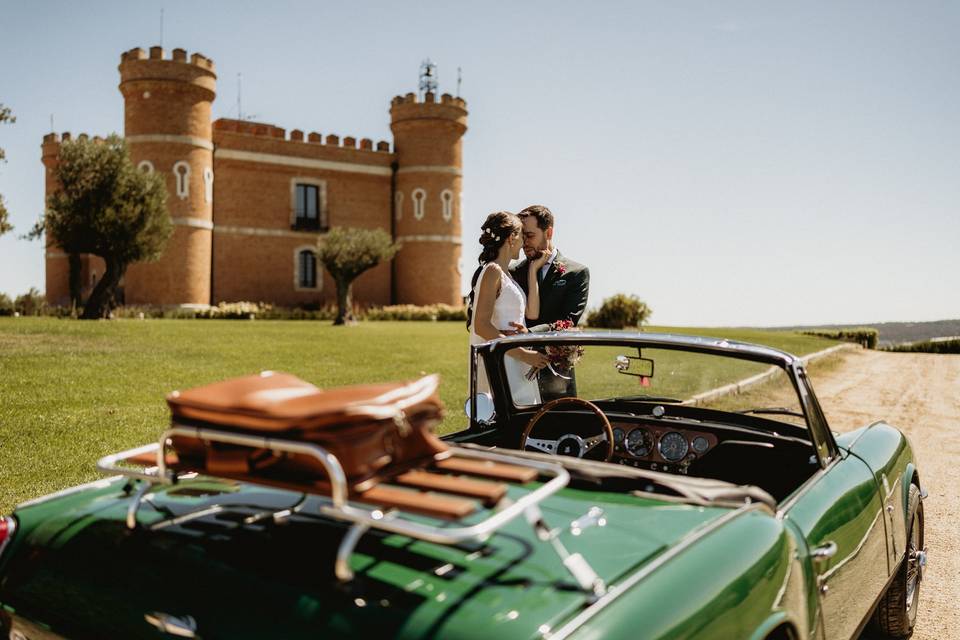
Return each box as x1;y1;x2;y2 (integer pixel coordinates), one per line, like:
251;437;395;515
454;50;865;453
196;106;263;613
364;304;466;322
41;302;467;322
801;328;878;350
882;338;960;354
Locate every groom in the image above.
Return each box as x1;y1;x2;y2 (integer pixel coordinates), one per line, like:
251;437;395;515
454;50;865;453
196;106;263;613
511;205;590;331
511;205;590;400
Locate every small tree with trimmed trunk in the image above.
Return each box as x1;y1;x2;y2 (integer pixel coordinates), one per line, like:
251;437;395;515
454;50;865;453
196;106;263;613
317;227;399;325
42;134;171;319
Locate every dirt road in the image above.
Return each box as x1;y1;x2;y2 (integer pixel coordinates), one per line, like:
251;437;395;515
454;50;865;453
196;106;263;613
808;349;960;639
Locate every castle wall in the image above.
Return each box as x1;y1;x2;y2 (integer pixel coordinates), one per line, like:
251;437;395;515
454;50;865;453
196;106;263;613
210;123;394;306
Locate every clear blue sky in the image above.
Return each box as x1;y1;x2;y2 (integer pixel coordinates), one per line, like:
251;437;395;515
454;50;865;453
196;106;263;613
1;1;957;326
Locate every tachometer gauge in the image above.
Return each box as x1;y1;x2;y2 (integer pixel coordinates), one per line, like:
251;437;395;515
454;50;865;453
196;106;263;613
658;431;689;462
612;427;625;448
625;428;653;457
692;436;710;454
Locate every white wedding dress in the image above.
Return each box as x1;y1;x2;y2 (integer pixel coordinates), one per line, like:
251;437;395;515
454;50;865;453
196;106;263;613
468;263;542;406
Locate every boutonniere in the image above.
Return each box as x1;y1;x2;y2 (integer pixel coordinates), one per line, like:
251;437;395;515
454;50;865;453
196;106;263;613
553;261;567;276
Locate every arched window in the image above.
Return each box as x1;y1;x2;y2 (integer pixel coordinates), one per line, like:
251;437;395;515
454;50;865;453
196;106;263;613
137;160;154;174
394;191;403;220
203;167;214;204
296;248;318;290
412;188;426;220
440;189;454;221
173;161;190;200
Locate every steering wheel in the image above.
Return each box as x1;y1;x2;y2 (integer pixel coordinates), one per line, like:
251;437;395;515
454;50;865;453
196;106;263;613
519;397;614;462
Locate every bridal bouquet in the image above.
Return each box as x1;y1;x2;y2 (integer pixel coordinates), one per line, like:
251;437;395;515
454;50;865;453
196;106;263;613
526;320;585;380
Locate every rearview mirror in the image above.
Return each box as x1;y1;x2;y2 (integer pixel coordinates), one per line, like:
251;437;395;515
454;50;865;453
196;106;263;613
464;393;496;426
615;354;655;378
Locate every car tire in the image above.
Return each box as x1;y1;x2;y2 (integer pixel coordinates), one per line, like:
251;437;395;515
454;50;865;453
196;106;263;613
872;483;923;639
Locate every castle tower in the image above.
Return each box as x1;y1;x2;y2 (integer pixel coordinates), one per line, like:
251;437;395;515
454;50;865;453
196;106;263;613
390;92;468;305
41;133;70;305
118;46;216;306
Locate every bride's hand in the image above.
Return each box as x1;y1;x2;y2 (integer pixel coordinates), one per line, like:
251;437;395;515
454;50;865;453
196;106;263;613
515;348;549;370
529;250;550;272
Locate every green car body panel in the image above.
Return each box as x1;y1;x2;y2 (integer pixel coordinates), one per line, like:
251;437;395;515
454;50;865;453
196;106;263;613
0;335;924;639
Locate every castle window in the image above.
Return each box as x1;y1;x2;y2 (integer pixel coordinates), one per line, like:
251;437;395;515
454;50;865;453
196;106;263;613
295;247;320;291
137;160;154;174
441;189;453;221
394;191;403;220
291;179;327;231
203;168;214;204
412;188;426;220
173;161;190;200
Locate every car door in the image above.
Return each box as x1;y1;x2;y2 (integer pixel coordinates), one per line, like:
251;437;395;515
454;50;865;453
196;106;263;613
781;452;890;639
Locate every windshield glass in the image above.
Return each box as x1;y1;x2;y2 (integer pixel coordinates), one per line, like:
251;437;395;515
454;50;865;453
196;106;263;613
497;343;806;427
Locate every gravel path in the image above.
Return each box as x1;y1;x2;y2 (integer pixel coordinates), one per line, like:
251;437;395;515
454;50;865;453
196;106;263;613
809;349;960;639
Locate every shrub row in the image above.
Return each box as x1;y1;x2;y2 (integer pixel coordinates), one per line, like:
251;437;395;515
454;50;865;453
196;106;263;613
7;300;468;322
0;288;47;317
364;304;466;322
801;328;879;350
882;338;960;354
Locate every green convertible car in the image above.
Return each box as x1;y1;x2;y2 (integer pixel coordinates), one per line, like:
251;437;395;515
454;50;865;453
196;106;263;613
0;332;926;639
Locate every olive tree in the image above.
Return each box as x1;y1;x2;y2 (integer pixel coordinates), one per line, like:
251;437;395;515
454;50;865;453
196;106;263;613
0;104;14;236
42;134;171;319
317;227;398;325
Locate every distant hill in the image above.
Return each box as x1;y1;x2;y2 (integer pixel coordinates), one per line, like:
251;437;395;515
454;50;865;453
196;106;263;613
771;319;960;346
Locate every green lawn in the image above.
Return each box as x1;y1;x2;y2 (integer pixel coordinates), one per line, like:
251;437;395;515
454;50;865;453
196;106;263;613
0;318;835;512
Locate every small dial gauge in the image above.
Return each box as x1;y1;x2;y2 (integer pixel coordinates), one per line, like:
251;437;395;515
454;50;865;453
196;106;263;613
625;428;653;457
612;427;625;448
658;431;689;462
692;436;710;454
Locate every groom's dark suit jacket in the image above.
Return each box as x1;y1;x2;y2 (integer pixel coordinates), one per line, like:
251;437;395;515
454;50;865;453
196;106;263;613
511;250;590;330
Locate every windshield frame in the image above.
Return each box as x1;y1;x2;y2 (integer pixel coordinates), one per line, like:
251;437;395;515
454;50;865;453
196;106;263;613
469;331;838;467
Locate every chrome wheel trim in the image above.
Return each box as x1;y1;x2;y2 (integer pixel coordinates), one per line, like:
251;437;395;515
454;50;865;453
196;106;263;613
905;508;923;619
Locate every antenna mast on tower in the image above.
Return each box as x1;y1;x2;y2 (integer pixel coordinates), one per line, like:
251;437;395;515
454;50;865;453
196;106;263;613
419;59;438;98
456;67;462;97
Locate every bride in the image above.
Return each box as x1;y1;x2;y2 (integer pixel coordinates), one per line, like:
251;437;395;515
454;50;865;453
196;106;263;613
467;211;550;405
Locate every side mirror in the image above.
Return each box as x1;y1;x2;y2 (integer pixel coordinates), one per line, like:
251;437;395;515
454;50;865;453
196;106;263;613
464;393;496;426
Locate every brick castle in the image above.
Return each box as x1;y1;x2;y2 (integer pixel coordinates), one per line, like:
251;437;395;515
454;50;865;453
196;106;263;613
42;46;467;308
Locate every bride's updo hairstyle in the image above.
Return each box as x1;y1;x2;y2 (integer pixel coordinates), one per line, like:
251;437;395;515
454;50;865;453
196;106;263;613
466;211;522;329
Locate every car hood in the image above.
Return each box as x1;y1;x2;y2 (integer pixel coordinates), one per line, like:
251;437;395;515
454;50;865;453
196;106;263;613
2;477;733;640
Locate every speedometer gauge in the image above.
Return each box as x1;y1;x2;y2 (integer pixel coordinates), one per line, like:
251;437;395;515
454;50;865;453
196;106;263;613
625;428;653;457
658;431;689;462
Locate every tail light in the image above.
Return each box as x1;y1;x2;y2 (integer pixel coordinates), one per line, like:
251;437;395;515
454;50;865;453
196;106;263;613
0;516;15;556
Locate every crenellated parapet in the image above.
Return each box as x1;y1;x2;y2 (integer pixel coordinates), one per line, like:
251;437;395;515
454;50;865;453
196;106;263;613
119;46;216;101
213;118;391;153
390;92;468;130
41;132;106;156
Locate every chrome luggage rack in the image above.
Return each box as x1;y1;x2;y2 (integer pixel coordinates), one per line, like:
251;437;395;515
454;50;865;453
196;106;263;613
97;425;606;595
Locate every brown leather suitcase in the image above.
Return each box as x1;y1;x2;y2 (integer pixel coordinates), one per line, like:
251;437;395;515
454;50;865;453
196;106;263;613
166;372;448;490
